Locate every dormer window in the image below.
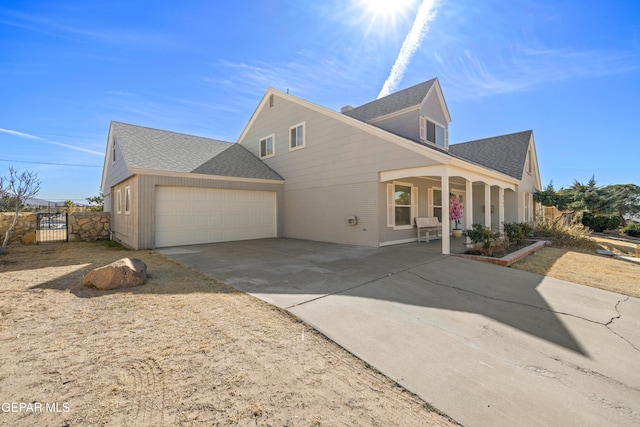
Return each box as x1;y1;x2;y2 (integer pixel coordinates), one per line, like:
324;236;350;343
420;117;447;148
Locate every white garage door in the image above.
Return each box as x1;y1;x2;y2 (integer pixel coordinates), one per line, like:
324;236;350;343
155;186;277;247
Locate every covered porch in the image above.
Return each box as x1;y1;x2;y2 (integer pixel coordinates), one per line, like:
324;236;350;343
380;164;520;254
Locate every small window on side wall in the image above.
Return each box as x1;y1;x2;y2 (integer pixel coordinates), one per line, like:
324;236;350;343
289;122;305;151
125;186;131;215
116;189;122;214
259;134;275;159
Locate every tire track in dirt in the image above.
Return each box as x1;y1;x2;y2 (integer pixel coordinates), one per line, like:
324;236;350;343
119;358;166;426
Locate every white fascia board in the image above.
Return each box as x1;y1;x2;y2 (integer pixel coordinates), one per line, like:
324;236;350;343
100;124;114;194
529;133;543;190
129;168;285;185
380;164;517;190
237;89;274;144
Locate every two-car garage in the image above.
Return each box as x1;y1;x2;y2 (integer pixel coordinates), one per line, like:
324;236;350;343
155;186;277;248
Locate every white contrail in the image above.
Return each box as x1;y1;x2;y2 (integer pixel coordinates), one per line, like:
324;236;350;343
0;127;103;156
378;0;440;99
0;128;43;140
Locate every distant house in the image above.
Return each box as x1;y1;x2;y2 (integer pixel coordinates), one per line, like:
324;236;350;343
101;78;541;253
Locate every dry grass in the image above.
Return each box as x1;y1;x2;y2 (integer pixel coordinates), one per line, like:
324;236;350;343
512;237;640;298
0;242;456;427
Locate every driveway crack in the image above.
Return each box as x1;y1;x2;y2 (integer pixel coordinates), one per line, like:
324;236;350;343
404;270;608;327
605;297;639;353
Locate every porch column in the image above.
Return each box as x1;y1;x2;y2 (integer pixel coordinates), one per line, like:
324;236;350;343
465;179;473;245
484;183;491;228
441;171;450;255
498;187;505;232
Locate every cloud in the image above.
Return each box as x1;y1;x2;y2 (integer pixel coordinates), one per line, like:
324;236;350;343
0;8;178;50
378;0;441;99
0;127;103;156
436;47;640;99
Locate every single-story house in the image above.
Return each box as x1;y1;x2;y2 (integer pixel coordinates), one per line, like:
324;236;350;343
101;77;541;254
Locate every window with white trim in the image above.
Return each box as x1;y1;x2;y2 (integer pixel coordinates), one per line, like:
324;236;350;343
112;144;116;163
289;122;305;150
259;134;275;159
125;186;131;215
387;182;418;229
526;148;533;174
524;192;531;222
116;189;122;214
431;188;443;222
419;116;446;148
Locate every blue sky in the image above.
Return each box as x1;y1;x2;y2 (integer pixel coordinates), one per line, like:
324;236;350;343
1;0;639;203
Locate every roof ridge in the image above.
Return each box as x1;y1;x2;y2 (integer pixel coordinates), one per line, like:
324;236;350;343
111;120;232;144
348;77;437;111
453;129;532;146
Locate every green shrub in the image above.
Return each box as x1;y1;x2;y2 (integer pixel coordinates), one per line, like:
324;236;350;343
502;222;534;245
622;223;640;237
463;223;503;255
581;211;622;232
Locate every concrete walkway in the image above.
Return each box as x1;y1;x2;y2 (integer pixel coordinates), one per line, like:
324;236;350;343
158;238;640;427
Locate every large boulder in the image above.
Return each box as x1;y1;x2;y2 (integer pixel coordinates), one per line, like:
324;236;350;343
83;258;147;290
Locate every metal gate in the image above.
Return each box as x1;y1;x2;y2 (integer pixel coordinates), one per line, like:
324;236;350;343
36;212;68;243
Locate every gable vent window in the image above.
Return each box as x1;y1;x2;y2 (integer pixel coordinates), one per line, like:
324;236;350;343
259;134;275;159
269;94;274;108
420;117;446;148
289;122;305;151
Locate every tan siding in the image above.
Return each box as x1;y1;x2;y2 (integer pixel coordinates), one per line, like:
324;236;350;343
110;176;138;249
136;175;283;249
369;109;420;141
421;90;448;126
283;182;379;246
240;94;445;246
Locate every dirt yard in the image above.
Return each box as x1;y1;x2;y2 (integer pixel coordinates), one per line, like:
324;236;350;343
0;242;456;426
512;236;640;298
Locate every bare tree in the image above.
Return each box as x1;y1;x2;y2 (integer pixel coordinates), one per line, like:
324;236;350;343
0;168;41;254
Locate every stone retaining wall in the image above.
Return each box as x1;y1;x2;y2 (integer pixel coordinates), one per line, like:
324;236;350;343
0;212;37;244
68;212;110;242
0;211;110;244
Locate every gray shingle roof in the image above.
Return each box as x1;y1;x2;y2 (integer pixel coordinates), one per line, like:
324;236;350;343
191;144;283;180
342;78;437;122
448;130;532;180
111;121;282;180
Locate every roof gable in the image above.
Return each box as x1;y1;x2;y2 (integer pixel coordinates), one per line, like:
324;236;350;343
109;121;281;180
448;130;533;180
343;78;437;122
191;144;282;180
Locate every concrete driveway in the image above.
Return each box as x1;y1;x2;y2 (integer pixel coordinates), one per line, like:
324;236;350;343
158;238;640;427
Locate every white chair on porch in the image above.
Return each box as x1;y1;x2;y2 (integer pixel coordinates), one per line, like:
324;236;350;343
415;217;442;243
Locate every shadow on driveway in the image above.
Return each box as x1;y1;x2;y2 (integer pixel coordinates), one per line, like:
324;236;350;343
159;238;588;355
